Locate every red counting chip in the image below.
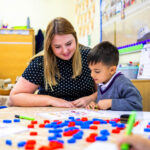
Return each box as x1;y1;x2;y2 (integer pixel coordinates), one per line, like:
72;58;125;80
27;124;34;128
25;144;35;150
26;140;36;145
31;120;38;124
90;125;98;130
112;128;120;134
93;121;100;124
44;120;50;124
30;131;38;136
86;137;96;142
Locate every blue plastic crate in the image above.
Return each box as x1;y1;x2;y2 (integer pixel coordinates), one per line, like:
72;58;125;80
117;66;139;79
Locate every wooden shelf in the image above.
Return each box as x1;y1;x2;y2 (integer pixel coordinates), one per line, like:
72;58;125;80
0;29;35;83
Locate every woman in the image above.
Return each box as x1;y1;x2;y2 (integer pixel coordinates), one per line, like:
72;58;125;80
9;17;97;107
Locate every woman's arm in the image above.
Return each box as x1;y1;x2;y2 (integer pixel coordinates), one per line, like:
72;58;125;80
9;77;74;107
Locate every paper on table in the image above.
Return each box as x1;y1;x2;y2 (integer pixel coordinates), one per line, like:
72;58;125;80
96;110;132;118
37;109;101;120
133;120;150;135
0;123;29;138
97;110;150;120
37;109;150;120
84;142;117;150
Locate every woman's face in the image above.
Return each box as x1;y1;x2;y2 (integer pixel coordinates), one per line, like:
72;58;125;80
51;34;76;60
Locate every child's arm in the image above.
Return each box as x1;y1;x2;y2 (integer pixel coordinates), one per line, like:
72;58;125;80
111;79;142;111
117;135;150;150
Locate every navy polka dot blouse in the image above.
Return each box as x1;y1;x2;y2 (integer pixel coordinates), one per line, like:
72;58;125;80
22;45;95;101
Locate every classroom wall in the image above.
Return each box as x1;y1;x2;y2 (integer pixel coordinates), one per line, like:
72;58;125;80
90;0;100;48
0;0;76;33
102;0;150;64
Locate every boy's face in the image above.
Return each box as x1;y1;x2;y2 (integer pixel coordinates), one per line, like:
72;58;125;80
89;62;116;84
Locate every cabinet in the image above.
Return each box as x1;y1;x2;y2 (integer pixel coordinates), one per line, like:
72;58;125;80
0;29;35;83
132;80;150;111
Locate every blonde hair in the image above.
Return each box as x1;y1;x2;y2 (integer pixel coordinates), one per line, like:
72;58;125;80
43;17;82;90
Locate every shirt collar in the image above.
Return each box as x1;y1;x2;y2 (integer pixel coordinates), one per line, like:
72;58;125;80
98;71;121;91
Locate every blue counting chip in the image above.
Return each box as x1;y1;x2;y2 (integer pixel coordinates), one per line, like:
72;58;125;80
64;127;79;132
48;129;63;133
92;118;99;121
144;128;150;132
67;138;76;143
58;123;66;128
96;136;108;141
0;106;7;109
3;120;12;123
14;119;20;122
54;133;62;138
75;120;83;125
101;120;107;124
52;124;59;128
64;120;70;125
117;123;125;128
73;133;82;139
86;121;93;124
109;121;116;124
48;135;57;141
81;125;90;129
17;141;26;147
78;130;84;135
111;123;117;127
56;129;63;132
100;129;110;136
45;123;52;128
68;116;75;120
6;140;12;146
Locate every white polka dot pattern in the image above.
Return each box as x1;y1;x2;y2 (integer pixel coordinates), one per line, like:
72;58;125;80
22;45;95;101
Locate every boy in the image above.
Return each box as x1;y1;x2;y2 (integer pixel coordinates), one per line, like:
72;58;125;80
87;41;142;111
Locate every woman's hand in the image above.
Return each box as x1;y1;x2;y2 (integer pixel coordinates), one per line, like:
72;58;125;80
51;98;75;108
72;92;97;108
117;135;150;150
72;96;92;108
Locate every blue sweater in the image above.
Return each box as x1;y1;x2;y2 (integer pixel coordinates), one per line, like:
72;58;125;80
97;73;142;111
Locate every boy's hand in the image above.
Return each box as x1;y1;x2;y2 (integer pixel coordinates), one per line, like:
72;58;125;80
86;101;97;109
97;99;112;110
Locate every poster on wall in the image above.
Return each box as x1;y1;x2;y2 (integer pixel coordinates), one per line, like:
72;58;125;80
75;0;96;46
137;44;150;79
101;0;143;23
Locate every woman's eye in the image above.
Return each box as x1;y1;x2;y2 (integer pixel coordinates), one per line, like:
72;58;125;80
55;46;60;48
66;42;71;46
95;71;100;73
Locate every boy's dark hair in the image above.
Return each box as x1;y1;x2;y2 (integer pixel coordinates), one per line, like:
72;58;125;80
87;41;119;66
